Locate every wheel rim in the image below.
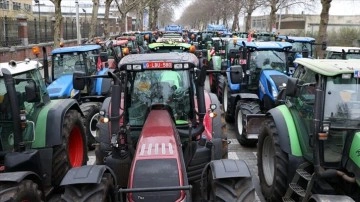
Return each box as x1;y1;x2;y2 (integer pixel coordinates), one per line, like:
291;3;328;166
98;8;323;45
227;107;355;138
236;109;243;135
262;136;275;186
68;125;84;167
90;112;100;138
223;85;228;112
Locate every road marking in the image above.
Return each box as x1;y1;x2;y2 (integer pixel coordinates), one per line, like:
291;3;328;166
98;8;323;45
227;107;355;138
87;156;95;165
228;138;240;145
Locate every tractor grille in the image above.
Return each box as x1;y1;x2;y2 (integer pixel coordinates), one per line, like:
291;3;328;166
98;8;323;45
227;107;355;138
132;159;181;201
269;75;288;90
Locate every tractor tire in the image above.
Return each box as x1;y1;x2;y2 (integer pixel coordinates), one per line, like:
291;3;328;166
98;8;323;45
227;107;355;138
217;75;226;104
235;101;260;147
208;172;255;202
257;119;288;202
0;180;43;202
52;110;87;186
209;93;227;159
61;173;114;202
81;102;101;151
222;83;234;123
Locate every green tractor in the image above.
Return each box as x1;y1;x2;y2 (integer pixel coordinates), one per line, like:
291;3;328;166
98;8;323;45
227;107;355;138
0;51;87;201
257;58;360;201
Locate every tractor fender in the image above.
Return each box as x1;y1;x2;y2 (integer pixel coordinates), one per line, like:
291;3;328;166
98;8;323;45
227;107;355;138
35;99;83;147
209;159;251;180
267;106;302;157
60;165;117;186
0;171;42;186
100;97;111;114
309;194;355;202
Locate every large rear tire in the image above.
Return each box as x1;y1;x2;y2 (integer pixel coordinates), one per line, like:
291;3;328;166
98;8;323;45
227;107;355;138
257;119;288;202
52;110;87;186
0;180;43;202
61;173;114;202
81;102;101;150
235;101;260;147
207;171;255;202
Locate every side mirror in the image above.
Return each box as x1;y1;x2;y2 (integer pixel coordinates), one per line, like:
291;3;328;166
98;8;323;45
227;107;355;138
230;65;243;84
302;49;309;58
25;80;40;103
73;71;86;90
285;77;299;97
100;52;108;62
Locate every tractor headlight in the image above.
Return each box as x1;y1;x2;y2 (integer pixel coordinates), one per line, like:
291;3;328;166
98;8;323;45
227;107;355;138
272;86;278;99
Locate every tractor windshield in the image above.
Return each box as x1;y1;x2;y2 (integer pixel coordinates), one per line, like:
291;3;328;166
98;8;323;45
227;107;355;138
127;69;191;125
0;69;45;151
249;50;287;73
324;75;360;129
291;42;313;56
52;51;98;80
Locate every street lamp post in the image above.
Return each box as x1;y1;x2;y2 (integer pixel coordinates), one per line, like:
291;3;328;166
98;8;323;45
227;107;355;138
34;0;40;43
75;0;81;44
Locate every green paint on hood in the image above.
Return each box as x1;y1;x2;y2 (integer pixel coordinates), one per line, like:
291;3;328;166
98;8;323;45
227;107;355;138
277;105;303;156
350;132;360;169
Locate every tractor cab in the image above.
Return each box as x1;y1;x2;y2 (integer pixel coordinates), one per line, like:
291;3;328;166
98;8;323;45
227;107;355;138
325;46;360;59
48;45;110;99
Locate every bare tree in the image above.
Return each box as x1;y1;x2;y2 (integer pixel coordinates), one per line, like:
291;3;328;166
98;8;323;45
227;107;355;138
316;0;331;58
148;0;183;30
114;0;145;32
231;0;243;31
103;0;113;39
243;0;262;32
88;0;100;39
49;0;62;48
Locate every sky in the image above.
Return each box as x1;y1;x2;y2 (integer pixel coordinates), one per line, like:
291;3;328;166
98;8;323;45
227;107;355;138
173;0;360;21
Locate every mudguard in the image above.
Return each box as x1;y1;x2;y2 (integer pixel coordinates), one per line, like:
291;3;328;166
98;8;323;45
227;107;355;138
60;165;117;186
0;171;40;184
47;75;73;98
209;159;251;179
267;106;302;157
32;99;83;148
100;97;111;114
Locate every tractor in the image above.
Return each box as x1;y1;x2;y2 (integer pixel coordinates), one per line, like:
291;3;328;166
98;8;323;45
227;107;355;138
59;52;255;201
45;44;113;150
257;58;360;201
325;46;360;59
223;41;293;147
0;47;87;201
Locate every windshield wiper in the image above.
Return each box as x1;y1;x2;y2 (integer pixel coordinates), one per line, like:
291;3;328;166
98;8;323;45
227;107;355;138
272;51;284;62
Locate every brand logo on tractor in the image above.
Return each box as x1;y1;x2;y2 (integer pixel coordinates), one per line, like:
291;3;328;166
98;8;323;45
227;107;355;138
356;149;360;157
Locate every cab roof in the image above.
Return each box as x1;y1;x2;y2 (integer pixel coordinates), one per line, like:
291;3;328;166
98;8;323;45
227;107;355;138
326;46;360;53
237;41;292;50
295;58;360;76
149;42;191;48
277;35;315;43
0;60;42;76
51;44;101;54
119;52;199;66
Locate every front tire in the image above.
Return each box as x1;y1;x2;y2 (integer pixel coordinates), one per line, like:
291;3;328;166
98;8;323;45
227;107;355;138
52;110;87;186
235;101;260;147
257;119;288;201
207;170;255;201
81;102;101;150
222;83;234;123
61;173;114;202
0;180;43;202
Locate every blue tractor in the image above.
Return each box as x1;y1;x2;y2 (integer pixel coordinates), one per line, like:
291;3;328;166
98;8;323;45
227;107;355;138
45;44;113;150
221;41;293;147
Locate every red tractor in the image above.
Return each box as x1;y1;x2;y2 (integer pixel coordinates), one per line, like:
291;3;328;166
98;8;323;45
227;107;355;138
59;52;254;201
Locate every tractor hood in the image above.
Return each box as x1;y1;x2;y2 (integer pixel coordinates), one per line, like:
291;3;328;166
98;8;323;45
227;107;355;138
128;109;185;201
47;74;74;98
262;69;288;90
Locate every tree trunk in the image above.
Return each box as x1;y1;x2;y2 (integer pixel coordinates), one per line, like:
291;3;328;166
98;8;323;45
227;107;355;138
88;0;100;39
148;4;154;30
269;4;277;33
119;13;127;33
103;0;112;38
51;0;62;48
246;12;253;32
316;0;332;58
232;11;239;31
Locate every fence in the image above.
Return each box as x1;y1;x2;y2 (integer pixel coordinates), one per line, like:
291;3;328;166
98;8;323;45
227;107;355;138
0;16;115;47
